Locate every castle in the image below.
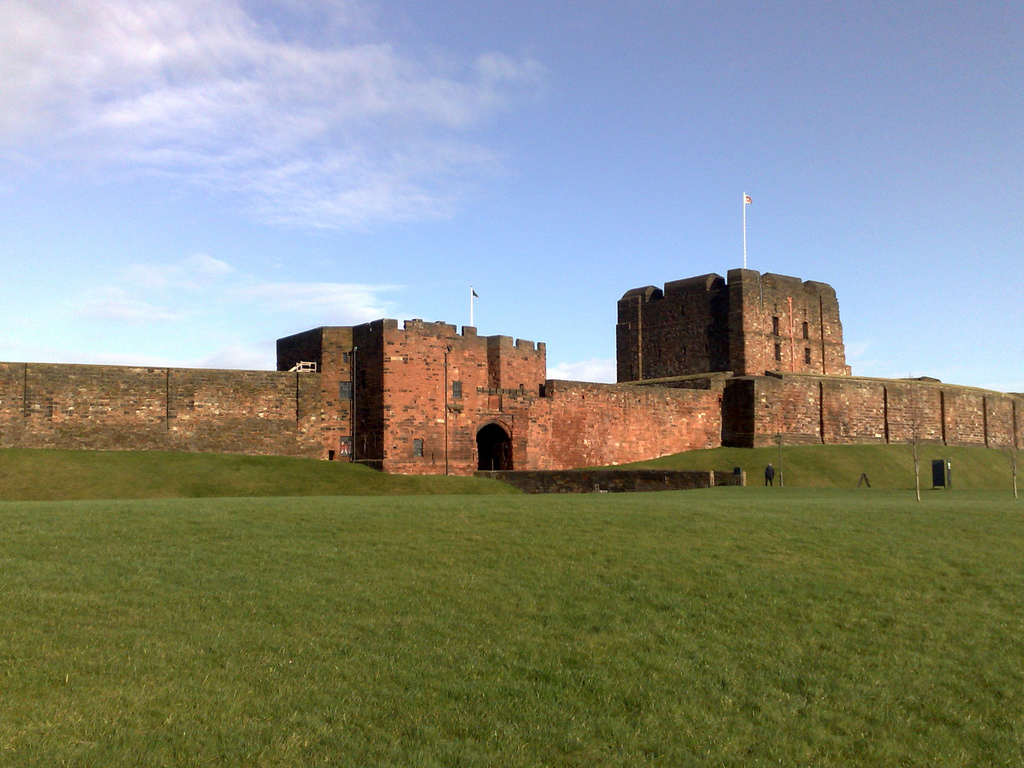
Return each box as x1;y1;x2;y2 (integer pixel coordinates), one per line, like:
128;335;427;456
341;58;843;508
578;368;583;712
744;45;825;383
1;268;1019;472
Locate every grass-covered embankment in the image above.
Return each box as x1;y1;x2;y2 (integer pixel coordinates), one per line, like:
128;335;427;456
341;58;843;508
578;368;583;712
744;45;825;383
1;489;1022;766
0;449;516;500
624;443;1021;491
3;443;1020;501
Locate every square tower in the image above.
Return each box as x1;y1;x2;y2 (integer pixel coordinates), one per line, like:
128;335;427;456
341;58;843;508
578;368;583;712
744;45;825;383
616;269;849;381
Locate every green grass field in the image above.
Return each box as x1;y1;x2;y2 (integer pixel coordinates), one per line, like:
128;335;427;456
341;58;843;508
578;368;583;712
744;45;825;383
2;488;1022;766
0;449;516;501
1;443;1019;502
623;442;1021;492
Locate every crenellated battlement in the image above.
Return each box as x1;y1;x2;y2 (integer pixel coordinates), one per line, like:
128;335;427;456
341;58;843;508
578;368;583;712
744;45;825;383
617;268;848;382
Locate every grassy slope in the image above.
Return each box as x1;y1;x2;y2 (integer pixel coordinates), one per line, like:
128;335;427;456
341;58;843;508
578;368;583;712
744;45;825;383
0;449;516;501
621;443;1021;491
1;490;1022;766
0;444;1018;501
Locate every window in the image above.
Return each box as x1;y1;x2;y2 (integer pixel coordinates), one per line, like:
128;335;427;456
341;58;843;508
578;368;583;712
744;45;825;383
413;438;424;457
772;316;780;335
804;348;812;364
452;380;463;399
342;352;350;363
339;437;352;457
339;381;352;400
802;321;809;340
774;343;782;362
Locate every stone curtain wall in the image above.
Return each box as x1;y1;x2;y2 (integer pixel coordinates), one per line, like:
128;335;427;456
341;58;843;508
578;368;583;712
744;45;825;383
532;380;724;470
740;373;1022;449
2;296;1019;474
0;362;321;457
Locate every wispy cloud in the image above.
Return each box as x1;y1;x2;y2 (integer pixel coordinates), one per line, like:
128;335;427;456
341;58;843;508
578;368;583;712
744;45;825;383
75;253;398;327
0;0;544;227
197;341;278;371
79;287;186;323
124;253;234;291
234;281;399;323
549;358;616;383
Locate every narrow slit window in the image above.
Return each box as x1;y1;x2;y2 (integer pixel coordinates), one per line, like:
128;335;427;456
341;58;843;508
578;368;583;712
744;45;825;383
413;438;424;457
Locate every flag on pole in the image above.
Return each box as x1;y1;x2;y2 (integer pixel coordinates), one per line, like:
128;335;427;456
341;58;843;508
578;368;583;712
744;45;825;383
744;194;752;205
472;288;479;298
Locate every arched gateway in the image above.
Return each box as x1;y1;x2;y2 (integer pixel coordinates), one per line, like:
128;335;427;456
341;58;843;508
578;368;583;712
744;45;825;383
476;423;513;471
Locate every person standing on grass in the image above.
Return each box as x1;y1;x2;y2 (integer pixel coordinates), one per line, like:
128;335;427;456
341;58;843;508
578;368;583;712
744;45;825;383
765;463;775;486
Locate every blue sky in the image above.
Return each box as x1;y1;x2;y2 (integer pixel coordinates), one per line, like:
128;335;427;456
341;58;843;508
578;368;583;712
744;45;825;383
1;0;1021;391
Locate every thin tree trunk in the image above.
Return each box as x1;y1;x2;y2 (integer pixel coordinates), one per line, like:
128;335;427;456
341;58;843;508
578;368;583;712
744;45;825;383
913;439;921;502
1012;445;1018;500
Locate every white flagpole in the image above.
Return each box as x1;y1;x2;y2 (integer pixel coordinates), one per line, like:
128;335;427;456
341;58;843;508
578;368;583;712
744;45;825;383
743;192;748;270
742;193;752;269
470;286;475;327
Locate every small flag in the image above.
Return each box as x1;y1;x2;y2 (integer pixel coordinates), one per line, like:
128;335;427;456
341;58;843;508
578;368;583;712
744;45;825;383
472;288;479;298
744;195;752;204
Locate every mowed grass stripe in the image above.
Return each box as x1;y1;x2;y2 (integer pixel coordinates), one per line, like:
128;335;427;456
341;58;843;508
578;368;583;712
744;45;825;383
1;489;1022;766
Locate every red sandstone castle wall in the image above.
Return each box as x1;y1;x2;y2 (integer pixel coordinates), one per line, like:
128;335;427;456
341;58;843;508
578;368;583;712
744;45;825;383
278;326;355;460
739;373;1022;449
531;380;723;470
317;327;355;459
350;321;387;466
984;396;1017;448
354;320;545;475
2;279;1019;475
487;335;547;391
0;362;321;456
616;275;729;382
379;320;482;474
727;270;848;378
275;319;549;474
617;269;848;383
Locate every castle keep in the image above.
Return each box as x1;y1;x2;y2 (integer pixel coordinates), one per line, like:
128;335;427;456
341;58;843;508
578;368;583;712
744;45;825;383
616;269;849;381
1;269;1019;472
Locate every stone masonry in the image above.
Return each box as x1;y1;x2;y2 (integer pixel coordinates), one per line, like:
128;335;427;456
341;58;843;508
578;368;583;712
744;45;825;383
0;269;1019;473
617;269;849;381
0;362;321;456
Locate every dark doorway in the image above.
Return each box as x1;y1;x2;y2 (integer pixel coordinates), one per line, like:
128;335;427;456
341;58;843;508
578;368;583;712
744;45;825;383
477;423;513;471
